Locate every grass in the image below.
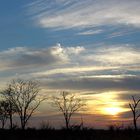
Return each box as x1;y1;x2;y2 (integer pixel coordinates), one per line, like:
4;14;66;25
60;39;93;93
0;128;140;140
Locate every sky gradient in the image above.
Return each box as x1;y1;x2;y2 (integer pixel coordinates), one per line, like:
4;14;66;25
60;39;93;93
0;0;140;128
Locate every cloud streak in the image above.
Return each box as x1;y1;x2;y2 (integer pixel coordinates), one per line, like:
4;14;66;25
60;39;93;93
0;44;84;70
27;0;140;29
41;75;140;91
77;29;103;35
1;44;139;72
0;43;139;94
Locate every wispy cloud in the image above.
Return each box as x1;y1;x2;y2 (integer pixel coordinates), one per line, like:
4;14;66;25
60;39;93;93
0;43;139;92
107;28;138;38
77;29;103;35
40;75;140;91
0;44;139;73
27;0;140;29
91;45;140;65
0;44;84;71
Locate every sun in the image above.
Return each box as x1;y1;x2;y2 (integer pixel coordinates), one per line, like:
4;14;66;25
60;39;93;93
104;107;121;115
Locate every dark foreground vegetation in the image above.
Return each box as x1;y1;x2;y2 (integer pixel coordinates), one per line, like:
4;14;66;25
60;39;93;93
0;128;140;140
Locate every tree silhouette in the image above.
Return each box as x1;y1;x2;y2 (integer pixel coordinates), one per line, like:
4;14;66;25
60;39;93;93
52;91;85;129
1;85;17;129
129;96;140;131
0;101;10;129
6;79;45;129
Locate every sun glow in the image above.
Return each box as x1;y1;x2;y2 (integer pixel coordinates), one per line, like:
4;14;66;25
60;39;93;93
84;91;129;116
104;107;122;115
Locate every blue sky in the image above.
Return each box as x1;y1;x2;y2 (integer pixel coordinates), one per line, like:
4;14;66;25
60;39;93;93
0;0;140;128
1;0;140;50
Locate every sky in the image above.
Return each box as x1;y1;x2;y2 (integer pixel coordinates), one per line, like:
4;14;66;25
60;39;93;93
0;0;140;128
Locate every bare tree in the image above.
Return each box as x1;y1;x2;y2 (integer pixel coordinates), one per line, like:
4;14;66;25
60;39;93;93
129;96;140;131
52;91;85;129
0;85;17;129
6;79;45;129
0;101;10;129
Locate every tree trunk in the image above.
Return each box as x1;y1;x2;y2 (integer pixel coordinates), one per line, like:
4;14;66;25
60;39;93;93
134;118;137;131
22;125;25;130
9;102;13;129
9;114;13;129
20;117;25;130
21;122;25;130
1;120;5;129
65;118;69;129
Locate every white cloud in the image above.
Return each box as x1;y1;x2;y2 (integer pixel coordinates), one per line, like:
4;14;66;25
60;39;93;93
0;44;139;72
0;44;85;71
107;28;138;38
23;44;140;82
27;0;140;29
0;44;139;98
77;29;103;35
0;44;139;74
89;45;140;66
32;66;118;77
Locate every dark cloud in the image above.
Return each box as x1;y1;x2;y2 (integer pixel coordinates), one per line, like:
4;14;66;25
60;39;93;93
42;76;140;92
118;92;140;102
0;45;85;71
119;111;132;119
13;48;64;67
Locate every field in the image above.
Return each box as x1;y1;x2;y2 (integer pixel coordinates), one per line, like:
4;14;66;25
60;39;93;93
0;129;140;140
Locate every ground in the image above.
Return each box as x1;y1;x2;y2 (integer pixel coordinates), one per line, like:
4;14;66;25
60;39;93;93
0;129;140;140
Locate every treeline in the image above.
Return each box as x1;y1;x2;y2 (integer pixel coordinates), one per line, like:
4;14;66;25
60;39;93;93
0;128;139;140
0;79;140;131
0;79;44;129
0;79;85;130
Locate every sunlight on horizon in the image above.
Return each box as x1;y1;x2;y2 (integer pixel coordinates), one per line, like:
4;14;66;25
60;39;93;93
103;107;124;116
85;91;129;117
